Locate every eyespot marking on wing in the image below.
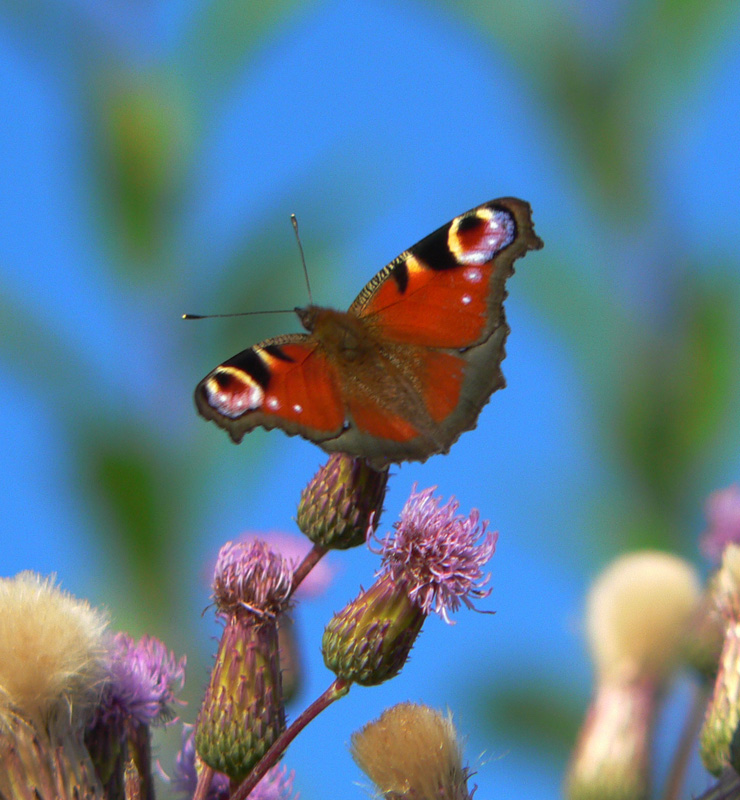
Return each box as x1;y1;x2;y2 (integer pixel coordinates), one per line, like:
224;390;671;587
204;366;265;418
449;208;515;266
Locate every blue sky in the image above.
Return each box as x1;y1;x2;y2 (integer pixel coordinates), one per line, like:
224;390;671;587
2;1;740;798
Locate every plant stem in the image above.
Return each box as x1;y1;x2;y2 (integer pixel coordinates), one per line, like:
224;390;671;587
230;677;351;800
290;543;327;597
693;769;740;800
662;682;711;800
193;764;214;800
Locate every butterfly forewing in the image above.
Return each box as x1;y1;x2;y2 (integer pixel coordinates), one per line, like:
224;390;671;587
349;198;540;349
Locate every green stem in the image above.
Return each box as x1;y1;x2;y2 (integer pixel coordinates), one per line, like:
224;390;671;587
230;678;351;800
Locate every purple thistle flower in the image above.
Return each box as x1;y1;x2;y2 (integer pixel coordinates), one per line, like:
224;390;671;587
701;484;740;563
377;486;497;623
213;539;294;616
97;632;186;727
171;725;296;800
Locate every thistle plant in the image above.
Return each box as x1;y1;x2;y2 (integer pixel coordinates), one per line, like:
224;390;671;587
8;463;740;800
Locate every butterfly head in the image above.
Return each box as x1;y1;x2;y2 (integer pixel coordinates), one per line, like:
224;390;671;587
295;306;319;333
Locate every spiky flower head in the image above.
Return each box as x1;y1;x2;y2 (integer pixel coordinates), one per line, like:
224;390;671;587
172;725;296;800
566;551;701;800
0;572;109;800
85;633;186;796
378;486;496;623
700;544;740;775
196;540;290;782
701;485;740;563
297;453;389;549
94;633;186;728
213;538;293;617
351;702;473;800
323;487;496;686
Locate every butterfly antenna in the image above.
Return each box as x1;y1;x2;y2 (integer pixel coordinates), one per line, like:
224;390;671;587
182;309;295;320
291;213;313;305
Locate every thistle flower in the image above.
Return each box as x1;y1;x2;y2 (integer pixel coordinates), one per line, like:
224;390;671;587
196;540;293;783
351;702;473;800
297;453;389;549
700;544;740;775
323;487;495;686
85;633;186;798
171;725;296;800
565;551;701;800
0;572;109;799
377;486;496;623
701;485;740;563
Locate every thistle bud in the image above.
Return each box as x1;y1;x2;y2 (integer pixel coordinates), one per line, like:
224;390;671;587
323;487;496;686
323;572;425;686
297;454;389;549
565;552;700;800
170;724;297;800
700;544;740;775
195;540;292;783
351;703;473;800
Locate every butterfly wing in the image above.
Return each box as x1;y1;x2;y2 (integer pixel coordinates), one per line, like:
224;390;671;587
320;197;543;464
194;334;346;445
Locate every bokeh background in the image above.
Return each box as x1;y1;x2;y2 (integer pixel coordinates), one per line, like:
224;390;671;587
2;0;740;797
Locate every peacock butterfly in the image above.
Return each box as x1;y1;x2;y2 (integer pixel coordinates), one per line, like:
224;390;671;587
194;197;542;467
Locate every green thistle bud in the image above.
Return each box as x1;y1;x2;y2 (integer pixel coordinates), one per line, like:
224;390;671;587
297;454;389;549
195;540;292;783
322;573;425;686
195;617;285;783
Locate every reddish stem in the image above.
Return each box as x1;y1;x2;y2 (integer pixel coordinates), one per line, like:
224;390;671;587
661;682;711;800
193;764;214;800
230;678;351;800
290;543;327;597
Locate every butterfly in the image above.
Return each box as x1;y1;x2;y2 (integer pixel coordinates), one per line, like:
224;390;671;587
194;198;543;467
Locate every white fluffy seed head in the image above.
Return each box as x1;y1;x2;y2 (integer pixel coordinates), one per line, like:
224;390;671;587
0;572;109;730
586;551;701;684
351;702;470;800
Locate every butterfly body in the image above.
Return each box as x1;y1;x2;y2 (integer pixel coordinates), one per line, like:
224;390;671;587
195;198;543;466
